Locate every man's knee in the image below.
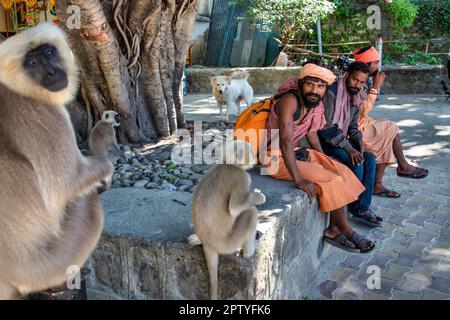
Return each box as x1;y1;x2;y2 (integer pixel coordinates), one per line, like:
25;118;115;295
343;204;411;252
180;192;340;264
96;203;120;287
363;151;377;168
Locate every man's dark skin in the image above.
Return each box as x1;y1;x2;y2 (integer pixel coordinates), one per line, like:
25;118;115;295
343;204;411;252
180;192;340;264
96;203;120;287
276;77;374;252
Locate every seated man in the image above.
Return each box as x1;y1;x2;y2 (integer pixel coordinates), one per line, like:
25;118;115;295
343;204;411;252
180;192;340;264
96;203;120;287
265;62;374;253
318;61;382;228
353;46;428;198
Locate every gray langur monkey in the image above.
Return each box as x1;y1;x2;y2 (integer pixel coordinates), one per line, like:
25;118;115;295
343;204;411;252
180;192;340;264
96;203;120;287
88;110;124;189
191;140;266;300
0;23;113;299
88;110;124;161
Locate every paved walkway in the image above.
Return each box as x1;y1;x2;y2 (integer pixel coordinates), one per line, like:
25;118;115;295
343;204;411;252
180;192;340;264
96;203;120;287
184;93;450;300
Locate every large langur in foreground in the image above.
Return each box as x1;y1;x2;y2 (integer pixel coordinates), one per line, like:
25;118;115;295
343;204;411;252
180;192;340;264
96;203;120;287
0;24;113;299
191;141;266;300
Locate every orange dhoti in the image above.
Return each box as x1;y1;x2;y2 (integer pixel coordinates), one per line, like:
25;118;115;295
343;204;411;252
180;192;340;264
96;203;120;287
266;149;365;212
360;119;399;165
358;94;399;165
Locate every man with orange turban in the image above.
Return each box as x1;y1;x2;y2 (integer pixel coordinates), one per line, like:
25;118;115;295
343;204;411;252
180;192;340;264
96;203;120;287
265;60;374;254
353;46;428;198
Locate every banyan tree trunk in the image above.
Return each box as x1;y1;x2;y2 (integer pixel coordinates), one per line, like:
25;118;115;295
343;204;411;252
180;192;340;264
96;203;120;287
57;0;198;143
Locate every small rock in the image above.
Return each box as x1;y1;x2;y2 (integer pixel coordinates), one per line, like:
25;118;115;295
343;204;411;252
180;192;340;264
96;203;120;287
112;180;122;188
145;182;159;189
156;151;171;161
178;179;194;187
116;158;127;165
178;185;191;192
173;169;181;176
122;164;132;172
161;182;177;192
123;151;135;159
122;145;131;152
191;165;206;174
190;173;202;180
123;172;133;179
180;167;193;174
134;179;148;188
122;180;131;187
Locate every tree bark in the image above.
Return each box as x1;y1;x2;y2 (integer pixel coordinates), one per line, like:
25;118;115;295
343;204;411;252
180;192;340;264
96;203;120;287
57;0;198;143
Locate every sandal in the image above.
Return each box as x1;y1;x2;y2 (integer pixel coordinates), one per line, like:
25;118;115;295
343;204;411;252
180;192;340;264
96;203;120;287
323;232;359;253
373;189;401;198
347;231;375;254
397;167;428;179
350;210;383;228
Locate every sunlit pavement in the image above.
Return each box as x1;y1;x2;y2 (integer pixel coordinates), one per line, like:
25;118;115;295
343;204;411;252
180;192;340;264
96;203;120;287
184;93;450;300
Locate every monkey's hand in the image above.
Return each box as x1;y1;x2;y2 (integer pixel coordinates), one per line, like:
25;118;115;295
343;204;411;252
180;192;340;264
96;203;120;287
251;189;266;206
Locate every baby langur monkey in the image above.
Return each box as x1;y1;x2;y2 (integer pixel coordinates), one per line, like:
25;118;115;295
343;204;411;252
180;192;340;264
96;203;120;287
88;110;124;189
191;140;266;300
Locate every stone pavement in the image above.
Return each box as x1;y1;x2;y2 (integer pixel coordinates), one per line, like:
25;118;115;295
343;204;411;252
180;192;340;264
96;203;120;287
183;93;450;300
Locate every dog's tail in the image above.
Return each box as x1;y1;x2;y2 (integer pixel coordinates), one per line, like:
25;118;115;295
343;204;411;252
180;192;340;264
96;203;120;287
229;69;250;80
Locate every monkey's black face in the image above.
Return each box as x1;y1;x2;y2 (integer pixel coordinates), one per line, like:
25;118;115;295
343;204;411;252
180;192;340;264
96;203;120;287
23;43;68;92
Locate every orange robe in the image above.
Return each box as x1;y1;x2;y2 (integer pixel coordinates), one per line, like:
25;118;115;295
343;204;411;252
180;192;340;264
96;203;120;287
358;94;399;165
265;77;365;213
266;149;365;213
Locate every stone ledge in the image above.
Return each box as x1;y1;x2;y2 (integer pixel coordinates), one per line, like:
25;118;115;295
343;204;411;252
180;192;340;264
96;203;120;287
186;65;446;95
85;168;330;299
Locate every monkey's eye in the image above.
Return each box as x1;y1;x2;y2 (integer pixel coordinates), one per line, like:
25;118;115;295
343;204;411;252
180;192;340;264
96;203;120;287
46;49;55;56
25;58;38;68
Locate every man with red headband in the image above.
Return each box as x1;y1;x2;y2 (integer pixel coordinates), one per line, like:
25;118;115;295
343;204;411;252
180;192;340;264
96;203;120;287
353;46;428;198
265;61;374;254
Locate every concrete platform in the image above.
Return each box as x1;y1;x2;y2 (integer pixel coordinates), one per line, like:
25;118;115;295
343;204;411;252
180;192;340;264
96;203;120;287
86;169;329;300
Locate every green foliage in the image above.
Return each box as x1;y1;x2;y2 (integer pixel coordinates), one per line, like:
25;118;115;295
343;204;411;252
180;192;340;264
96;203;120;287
235;0;336;43
382;53;395;64
332;0;354;18
318;0;375;53
399;51;442;65
412;0;450;38
381;0;418;35
386;42;410;53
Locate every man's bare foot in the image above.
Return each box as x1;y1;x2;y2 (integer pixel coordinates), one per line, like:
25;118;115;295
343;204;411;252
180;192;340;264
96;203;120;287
373;182;401;198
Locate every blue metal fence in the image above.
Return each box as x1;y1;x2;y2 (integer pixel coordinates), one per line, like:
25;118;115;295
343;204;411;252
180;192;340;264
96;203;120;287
205;0;280;67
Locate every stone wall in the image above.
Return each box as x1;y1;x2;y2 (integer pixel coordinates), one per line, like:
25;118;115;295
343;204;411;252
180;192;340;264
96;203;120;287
187;65;447;95
85;170;330;300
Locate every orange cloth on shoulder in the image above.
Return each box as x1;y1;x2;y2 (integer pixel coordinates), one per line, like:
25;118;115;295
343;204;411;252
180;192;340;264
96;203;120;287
353;46;380;63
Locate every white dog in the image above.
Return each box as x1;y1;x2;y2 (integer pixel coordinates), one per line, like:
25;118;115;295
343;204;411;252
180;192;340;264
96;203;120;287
210;70;254;122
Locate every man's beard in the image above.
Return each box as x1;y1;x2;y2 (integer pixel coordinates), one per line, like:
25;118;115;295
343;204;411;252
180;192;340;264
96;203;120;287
347;87;361;96
301;92;322;108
